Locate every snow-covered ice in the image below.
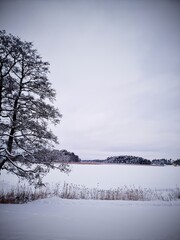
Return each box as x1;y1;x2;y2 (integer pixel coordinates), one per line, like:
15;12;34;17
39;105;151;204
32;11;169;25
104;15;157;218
0;197;180;240
1;164;180;190
44;164;180;189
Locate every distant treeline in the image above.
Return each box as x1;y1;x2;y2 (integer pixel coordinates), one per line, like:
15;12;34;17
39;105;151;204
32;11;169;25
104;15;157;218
83;156;180;166
33;149;81;163
22;149;180;166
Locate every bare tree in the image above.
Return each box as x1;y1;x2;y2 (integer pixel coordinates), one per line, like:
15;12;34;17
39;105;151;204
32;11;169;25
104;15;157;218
0;30;69;185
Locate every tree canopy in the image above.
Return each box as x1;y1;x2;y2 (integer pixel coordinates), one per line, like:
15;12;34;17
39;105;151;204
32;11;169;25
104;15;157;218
0;30;69;185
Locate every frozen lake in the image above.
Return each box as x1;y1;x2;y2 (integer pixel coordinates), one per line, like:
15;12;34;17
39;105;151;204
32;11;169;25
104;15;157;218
1;164;180;191
44;164;180;190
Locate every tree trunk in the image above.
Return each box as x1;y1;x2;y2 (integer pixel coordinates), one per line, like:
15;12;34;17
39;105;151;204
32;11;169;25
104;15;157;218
0;159;6;170
0;76;3;115
7;80;23;153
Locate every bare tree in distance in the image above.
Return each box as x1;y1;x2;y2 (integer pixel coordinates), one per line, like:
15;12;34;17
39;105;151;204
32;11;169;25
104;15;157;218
0;30;70;185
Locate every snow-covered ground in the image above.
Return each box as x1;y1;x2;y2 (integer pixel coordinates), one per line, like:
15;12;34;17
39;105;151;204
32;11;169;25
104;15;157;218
0;164;180;240
0;197;180;240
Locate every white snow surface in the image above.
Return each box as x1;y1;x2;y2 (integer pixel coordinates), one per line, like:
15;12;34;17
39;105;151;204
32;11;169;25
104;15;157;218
0;197;180;240
1;164;180;190
44;164;180;189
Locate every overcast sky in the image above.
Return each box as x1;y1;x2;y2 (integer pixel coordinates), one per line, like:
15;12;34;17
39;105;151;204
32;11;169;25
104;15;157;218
1;0;180;160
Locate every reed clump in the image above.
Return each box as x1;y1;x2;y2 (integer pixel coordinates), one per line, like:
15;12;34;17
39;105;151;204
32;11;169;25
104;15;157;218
0;183;179;203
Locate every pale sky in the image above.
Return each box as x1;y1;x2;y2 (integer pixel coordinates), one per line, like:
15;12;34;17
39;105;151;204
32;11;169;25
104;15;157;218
1;0;180;160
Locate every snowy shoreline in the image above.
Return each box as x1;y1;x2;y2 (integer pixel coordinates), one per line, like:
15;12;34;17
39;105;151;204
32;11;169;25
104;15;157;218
1;197;180;240
1;164;180;239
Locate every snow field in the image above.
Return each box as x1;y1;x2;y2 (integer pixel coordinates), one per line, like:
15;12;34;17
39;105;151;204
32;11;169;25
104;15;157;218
44;164;180;190
0;197;180;240
1;164;180;190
